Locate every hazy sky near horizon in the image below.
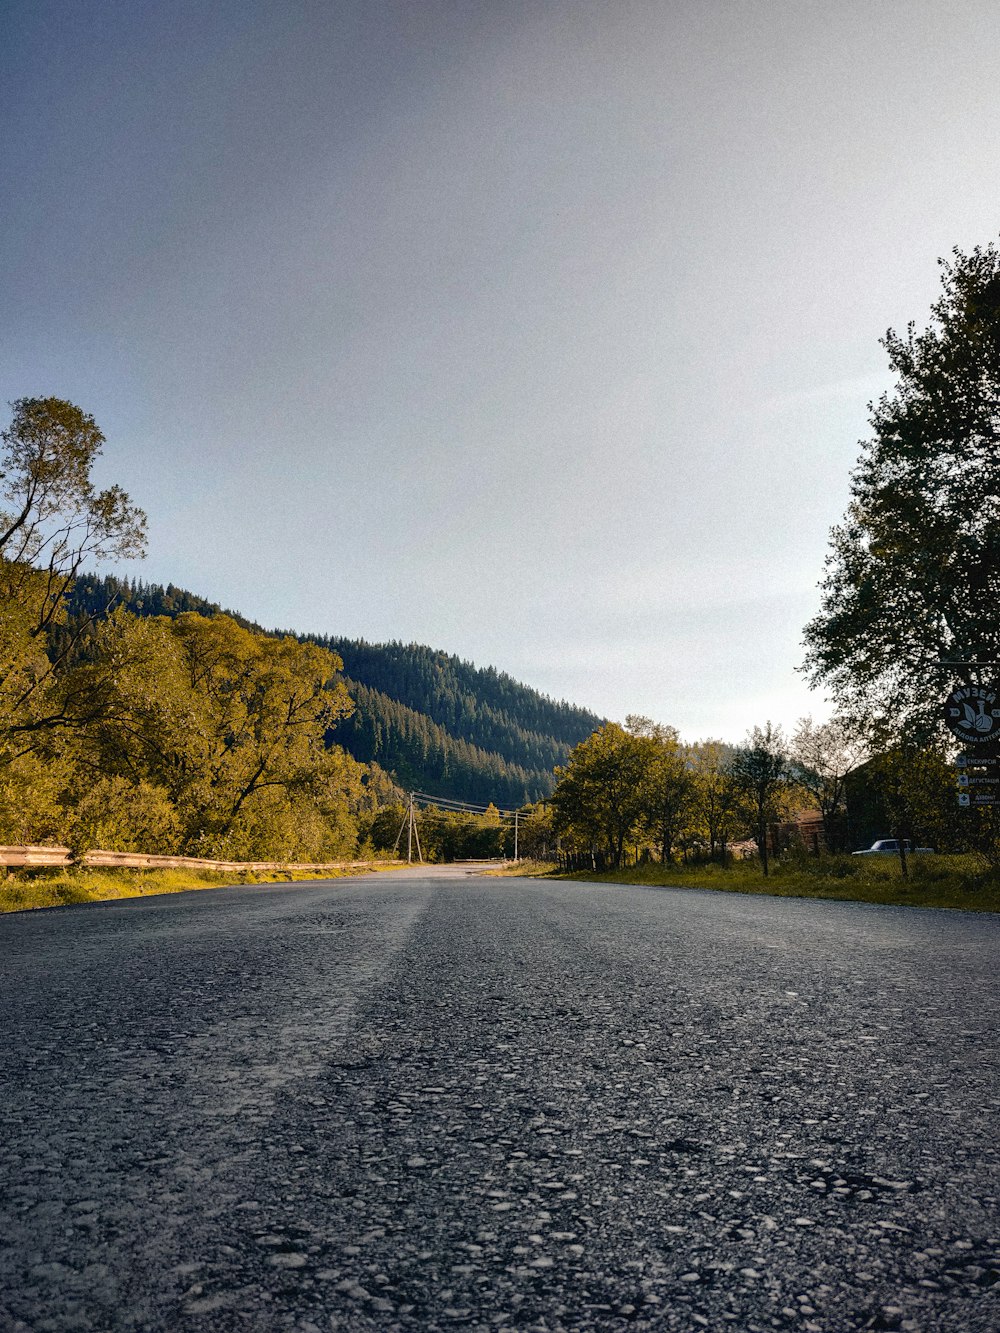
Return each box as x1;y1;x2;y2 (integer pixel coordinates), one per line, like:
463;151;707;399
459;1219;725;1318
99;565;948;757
3;0;1000;741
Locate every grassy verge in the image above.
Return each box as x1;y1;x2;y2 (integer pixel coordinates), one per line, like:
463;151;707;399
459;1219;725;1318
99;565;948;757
0;863;396;915
484;859;558;879
496;854;1000;913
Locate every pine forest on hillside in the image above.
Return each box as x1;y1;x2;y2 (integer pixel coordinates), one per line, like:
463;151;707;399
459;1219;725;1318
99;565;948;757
64;574;603;807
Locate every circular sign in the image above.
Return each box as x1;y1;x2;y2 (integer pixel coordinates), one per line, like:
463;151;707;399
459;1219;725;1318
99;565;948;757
944;683;1000;745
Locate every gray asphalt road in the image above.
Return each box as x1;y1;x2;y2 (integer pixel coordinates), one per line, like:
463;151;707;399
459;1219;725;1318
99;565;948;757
1;870;998;1333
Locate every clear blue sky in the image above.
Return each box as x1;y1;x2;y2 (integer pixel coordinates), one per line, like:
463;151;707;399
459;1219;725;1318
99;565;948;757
3;0;999;740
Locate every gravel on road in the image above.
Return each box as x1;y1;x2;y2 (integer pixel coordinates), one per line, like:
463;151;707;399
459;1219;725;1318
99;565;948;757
1;869;998;1333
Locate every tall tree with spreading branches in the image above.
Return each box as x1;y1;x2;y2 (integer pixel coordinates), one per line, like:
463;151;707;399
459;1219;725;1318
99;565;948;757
790;716;866;852
803;242;1000;737
0;398;146;761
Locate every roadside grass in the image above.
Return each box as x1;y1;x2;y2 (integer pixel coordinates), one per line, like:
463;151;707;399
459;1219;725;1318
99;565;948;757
483;859;556;879
0;863;390;915
501;853;1000;913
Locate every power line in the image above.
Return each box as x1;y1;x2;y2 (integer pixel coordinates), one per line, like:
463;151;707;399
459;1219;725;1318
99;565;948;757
393;789;537;864
411;791;493;812
410;791;529;820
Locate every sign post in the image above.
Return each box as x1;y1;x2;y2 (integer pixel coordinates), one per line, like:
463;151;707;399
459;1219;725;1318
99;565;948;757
944;683;1000;747
946;683;1000;807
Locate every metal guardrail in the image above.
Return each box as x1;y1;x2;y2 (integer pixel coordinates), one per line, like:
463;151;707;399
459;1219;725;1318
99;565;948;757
0;845;397;873
0;845;72;868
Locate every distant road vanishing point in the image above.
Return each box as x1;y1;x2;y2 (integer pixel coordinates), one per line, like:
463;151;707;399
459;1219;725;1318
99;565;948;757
1;867;998;1332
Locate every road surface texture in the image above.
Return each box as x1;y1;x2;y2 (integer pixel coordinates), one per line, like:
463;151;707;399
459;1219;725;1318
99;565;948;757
1;868;998;1333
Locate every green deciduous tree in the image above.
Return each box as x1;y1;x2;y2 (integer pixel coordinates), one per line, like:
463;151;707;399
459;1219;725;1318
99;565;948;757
66;611;354;857
687;739;740;862
511;801;554;861
857;743;957;876
68;776;182;857
0;750;71;845
0;398;146;764
731;723;789;876
0;396;145;587
626;716;695;863
0;401;410;859
803;242;1000;735
550;722;650;867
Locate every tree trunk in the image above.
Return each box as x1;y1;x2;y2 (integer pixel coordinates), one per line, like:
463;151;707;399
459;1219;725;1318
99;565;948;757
759;816;769;876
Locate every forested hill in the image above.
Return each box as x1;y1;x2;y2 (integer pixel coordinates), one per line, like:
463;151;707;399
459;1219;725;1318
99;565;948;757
65;576;604;805
312;637;599;771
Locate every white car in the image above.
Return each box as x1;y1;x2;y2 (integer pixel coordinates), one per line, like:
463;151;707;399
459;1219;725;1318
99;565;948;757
852;839;934;856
